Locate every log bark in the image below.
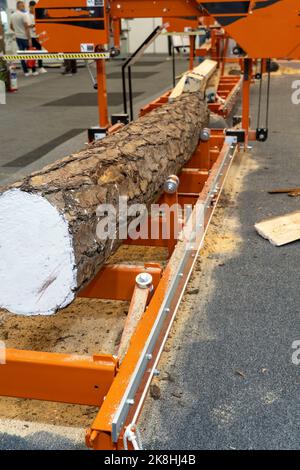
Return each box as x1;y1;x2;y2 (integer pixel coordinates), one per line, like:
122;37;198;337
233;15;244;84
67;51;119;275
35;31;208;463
0;92;209;315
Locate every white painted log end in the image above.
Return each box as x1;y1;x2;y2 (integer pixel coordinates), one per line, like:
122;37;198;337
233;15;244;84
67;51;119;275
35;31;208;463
0;189;77;315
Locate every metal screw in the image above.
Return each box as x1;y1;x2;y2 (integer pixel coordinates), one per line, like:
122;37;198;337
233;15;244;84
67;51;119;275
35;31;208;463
153;369;160;377
164;175;179;194
126;398;134;405
146;353;152;360
136;272;153;289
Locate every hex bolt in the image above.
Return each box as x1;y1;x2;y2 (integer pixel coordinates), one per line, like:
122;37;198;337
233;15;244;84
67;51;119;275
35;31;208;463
153;369;160;377
126;398;135;405
200;128;211;142
135;272;153;289
164;175;179;194
146;353;152;360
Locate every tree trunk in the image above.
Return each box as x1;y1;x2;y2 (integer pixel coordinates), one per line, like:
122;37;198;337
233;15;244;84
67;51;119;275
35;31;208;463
0;92;209;315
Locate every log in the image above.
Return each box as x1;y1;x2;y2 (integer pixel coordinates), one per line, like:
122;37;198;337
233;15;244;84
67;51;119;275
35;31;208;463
0;92;209;316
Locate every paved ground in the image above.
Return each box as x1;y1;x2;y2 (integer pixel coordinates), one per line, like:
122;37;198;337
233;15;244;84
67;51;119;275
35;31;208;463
141;70;300;450
0;54;187;185
0;59;299;449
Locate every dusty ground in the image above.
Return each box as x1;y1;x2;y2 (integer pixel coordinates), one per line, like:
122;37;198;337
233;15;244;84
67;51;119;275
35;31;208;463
140;152;253;417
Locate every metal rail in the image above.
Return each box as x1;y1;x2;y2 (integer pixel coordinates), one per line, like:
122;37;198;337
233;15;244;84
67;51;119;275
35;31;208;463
111;136;237;442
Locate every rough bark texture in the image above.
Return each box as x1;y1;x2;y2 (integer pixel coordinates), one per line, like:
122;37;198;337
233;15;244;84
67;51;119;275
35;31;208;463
1;92;208;313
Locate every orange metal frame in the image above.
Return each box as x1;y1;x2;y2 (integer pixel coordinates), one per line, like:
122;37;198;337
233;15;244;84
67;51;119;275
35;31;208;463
85;126;234;450
2;0;282;449
0;77;239;448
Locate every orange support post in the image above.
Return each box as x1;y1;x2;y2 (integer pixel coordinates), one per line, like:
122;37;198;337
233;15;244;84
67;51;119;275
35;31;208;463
164;188;179;256
242;58;252;147
189;35;195;70
112;17;121;50
96;57;109;128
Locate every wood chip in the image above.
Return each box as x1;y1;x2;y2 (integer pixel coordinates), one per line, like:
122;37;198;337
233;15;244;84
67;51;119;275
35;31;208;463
255;210;300;246
235;369;246;379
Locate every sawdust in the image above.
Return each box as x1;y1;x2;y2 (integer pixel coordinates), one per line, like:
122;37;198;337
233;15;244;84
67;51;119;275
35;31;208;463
0;297;128;427
272;66;300;76
0;244;169;429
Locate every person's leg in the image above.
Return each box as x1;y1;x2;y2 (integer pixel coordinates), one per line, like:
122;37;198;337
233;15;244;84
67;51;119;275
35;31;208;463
71;60;77;74
16;38;28;74
32;38;43;69
65;59;72;73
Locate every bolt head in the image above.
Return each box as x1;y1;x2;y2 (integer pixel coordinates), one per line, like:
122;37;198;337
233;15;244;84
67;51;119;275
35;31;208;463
200;128;210;142
136;272;153;289
164;175;179;194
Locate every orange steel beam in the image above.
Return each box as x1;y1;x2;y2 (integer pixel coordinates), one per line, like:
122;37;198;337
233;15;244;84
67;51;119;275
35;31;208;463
0;350;118;406
178;168;208;193
79;264;162;301
111;0;200;18
96;58;109;128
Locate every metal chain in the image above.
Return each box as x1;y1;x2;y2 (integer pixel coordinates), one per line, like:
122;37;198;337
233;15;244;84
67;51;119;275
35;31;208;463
256;59;263;129
257;58;271;131
265;59;271;129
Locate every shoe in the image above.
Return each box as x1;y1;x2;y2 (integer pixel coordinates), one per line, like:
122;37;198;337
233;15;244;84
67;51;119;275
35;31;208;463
24;72;30;77
61;72;73;76
38;67;47;74
32;71;39;76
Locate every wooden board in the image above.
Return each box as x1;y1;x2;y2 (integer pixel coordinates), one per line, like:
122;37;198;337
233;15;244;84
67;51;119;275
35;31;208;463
169;59;218;101
255;210;300;246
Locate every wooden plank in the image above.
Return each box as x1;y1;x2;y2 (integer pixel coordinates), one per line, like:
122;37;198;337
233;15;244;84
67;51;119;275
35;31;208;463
268;187;300;197
255;210;300;246
169;59;218;101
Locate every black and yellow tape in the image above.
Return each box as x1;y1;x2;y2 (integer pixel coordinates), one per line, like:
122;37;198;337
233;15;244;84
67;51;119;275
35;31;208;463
0;53;109;61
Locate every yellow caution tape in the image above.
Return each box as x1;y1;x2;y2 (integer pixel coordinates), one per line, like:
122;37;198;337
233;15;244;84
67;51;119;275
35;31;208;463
0;53;109;61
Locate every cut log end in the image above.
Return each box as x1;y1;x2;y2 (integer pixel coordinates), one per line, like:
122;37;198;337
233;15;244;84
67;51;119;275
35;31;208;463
0;189;77;316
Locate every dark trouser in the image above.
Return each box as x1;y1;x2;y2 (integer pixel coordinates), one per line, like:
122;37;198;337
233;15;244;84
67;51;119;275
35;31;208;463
16;38;36;73
64;59;77;74
32;37;43;68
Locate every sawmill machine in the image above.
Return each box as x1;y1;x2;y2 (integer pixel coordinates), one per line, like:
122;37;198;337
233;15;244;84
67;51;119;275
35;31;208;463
0;0;299;451
32;0;300;142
